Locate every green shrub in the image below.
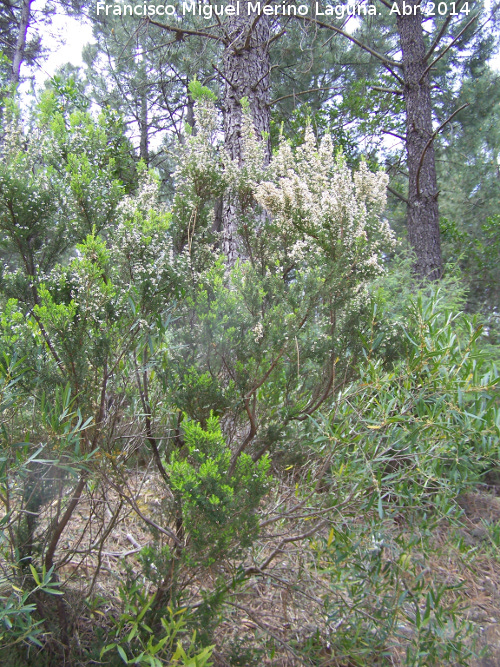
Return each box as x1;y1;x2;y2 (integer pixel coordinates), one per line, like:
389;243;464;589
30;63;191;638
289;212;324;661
168;415;270;564
306;290;498;664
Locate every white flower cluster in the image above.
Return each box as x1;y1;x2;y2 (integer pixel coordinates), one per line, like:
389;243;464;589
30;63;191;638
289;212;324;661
70;259;112;327
173;99;232;210
111;170;186;308
170;98;395;300
117;168;161;220
253;126;395;276
239;105;267;184
252;321;264;342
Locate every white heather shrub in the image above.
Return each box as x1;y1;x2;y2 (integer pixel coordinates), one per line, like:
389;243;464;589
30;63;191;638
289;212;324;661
253;125;395;277
172;98;395;289
161;99;398;469
173;97;233;209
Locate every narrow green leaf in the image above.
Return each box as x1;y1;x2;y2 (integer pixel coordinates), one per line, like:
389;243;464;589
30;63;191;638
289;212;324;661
117;645;128;663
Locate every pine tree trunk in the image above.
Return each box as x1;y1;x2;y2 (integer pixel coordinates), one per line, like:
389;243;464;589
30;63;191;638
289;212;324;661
139;89;149;164
222;3;271;265
11;0;32;85
397;0;443;280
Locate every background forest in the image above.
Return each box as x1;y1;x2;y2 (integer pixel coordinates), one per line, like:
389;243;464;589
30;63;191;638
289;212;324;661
1;0;500;665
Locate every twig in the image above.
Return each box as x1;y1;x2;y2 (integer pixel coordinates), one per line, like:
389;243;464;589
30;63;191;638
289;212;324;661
133;349;173;494
225;601;301;659
126;533;141;550
424;12;454;61
246;521;327;574
212;62;234;89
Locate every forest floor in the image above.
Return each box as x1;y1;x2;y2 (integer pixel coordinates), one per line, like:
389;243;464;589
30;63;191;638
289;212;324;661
35;471;500;666
453;488;500;667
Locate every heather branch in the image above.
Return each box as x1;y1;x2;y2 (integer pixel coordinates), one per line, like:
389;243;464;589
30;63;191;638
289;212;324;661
45;476;87;571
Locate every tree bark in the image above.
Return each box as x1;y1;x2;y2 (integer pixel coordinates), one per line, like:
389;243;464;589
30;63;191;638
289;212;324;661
11;0;32;85
222;3;271;265
139;88;149;164
397;0;443;280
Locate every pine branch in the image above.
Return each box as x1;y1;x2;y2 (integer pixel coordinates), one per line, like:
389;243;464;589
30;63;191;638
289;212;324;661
421;14;478;81
371;85;403;94
387;184;409;205
416;103;468;197
424;14;454;61
147;17;223;43
424;0;471;61
382;129;406;141
383;63;405;86
303;16;403;69
270;85;341;105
